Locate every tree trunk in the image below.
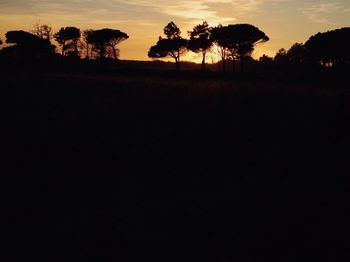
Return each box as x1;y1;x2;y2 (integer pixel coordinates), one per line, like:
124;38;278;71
86;43;89;59
112;46;118;60
112;46;120;66
61;42;65;56
222;58;226;72
240;53;244;73
175;57;180;72
232;57;235;73
201;52;206;71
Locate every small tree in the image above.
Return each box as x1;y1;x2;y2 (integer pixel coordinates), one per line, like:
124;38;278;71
259;54;273;63
188;21;213;70
54;27;81;56
148;22;188;71
274;48;288;64
32;23;53;43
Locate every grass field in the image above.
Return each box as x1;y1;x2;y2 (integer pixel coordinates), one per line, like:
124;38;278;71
2;71;350;261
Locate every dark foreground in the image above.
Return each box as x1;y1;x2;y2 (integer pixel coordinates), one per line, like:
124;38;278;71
1;71;350;261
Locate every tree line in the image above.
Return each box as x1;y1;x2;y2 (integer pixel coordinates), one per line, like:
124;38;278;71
149;22;269;72
0;21;349;72
0;24;129;62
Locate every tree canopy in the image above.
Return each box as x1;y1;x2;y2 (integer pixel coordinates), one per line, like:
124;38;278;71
164;22;181;40
212;24;269;72
286;43;306;63
6;31;54;58
32;23;53;43
305;27;350;66
87;29;129;60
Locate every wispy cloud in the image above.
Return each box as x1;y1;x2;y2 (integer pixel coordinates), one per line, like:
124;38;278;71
299;2;350;24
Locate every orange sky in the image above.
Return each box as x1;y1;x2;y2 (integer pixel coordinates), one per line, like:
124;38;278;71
1;0;349;62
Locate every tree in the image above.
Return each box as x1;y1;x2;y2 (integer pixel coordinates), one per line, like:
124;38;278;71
304;27;350;66
54;27;81;56
5;30;54;59
188;21;213;70
0;38;2;48
148;22;188;71
259;54;273;63
164;21;181;40
82;29;94;59
88;29;129;61
211;25;229;72
274;48;288;64
221;24;269;73
148;38;188;71
32;22;53;43
286;43;306;63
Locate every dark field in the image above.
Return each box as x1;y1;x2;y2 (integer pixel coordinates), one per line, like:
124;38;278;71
2;71;350;261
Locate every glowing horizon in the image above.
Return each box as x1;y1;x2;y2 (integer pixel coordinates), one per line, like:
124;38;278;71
1;0;349;62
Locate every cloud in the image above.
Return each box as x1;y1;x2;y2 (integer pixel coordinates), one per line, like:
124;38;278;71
299;2;350;24
0;0;292;27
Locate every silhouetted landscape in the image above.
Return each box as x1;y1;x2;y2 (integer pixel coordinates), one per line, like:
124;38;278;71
1;21;350;261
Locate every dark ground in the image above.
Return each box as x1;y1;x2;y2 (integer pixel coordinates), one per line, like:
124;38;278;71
1;70;350;261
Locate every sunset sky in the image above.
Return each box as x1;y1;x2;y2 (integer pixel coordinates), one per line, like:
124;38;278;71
1;0;349;62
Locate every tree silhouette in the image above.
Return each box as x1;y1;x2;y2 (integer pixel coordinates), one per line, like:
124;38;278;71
82;29;94;59
54;27;81;56
287;43;306;63
259;54;273;63
188;21;213;70
274;48;288;64
221;24;269;73
5;30;54;60
164;21;181;40
32;23;53;43
88;29;129;61
148;22;188;71
305;27;350;66
211;25;229;72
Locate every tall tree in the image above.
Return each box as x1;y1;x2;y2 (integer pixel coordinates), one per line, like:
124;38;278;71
32;23;53;43
224;24;269;73
188;21;213;70
82;29;94;59
54;27;81;56
88;29;129;60
148;22;188;71
211;25;229;72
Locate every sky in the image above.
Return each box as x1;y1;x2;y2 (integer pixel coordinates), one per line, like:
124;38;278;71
0;0;349;62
